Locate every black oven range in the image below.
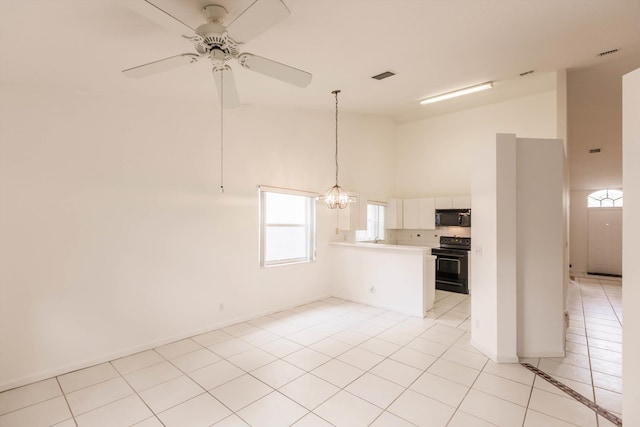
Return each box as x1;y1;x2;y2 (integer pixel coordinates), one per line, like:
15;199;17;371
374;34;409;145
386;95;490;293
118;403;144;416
431;236;470;294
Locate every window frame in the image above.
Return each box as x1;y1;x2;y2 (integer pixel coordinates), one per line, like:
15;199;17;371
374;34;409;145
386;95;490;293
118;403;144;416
587;189;623;208
258;186;317;267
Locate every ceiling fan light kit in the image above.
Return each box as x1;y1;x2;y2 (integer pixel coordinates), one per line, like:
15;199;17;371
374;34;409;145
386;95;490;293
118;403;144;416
122;0;313;108
420;81;493;105
319;90;356;210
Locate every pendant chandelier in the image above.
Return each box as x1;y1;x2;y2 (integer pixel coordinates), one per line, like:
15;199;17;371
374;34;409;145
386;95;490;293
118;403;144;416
320;90;356;209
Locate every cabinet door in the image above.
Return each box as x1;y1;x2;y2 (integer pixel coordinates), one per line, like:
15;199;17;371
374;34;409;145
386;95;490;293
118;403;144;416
337;206;351;230
337;194;367;230
452;195;471;209
352;195;368;230
385;198;403;229
403;199;419;229
418;197;435;229
435;196;453;209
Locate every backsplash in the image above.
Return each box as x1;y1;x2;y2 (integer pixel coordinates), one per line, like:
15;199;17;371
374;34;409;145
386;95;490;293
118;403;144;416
336;226;470;247
390;226;471;247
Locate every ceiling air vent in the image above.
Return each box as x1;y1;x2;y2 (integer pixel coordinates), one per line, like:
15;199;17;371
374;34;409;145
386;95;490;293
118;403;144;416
590;148;601;153
598;49;619;57
371;71;396;80
520;70;535;77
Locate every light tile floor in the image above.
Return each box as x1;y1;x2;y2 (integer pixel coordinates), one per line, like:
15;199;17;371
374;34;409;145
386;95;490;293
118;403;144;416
530;274;623;425
0;279;623;427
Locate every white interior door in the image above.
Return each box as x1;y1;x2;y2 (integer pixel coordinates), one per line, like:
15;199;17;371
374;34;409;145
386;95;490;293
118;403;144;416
587;208;623;276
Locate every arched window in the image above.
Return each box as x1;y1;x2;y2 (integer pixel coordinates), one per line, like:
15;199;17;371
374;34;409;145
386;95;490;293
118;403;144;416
587;189;623;207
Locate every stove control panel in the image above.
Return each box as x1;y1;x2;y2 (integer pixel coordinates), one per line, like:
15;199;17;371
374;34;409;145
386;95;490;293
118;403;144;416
439;236;471;249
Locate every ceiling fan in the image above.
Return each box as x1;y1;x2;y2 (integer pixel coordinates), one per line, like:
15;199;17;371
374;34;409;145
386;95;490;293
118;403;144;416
122;0;312;107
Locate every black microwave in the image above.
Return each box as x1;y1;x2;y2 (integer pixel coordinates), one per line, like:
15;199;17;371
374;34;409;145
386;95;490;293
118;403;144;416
435;209;471;227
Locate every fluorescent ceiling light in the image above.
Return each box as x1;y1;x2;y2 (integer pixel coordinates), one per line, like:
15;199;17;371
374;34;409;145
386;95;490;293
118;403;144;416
420;82;493;105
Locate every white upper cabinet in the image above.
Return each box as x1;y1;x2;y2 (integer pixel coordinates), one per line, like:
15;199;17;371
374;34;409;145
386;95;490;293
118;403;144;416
385;198;403;229
435;197;453;209
402;199;420;229
338;194;367;230
418;198;435;229
435;195;471;209
452;195;471;209
403;198;435;230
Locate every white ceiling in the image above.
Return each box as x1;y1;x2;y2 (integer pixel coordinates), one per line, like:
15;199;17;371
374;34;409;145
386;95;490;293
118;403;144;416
1;0;640;122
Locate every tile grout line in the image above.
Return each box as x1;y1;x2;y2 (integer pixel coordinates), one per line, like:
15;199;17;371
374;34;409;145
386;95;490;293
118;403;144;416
55;376;79;427
442;357;492;427
520;370;537;427
582;277;623;423
600;278;623;329
577;277;600;427
107;353;171;427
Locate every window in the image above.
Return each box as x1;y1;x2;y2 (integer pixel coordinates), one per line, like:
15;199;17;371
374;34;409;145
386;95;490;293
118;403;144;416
259;187;316;266
356;203;385;242
588;189;623;208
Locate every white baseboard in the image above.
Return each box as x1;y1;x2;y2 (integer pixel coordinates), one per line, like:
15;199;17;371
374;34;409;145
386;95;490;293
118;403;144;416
518;350;566;358
470;339;519;363
330;293;424;318
0;293;331;393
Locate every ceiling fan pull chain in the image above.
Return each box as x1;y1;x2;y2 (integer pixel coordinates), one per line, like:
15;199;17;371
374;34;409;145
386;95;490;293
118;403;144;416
220;68;224;193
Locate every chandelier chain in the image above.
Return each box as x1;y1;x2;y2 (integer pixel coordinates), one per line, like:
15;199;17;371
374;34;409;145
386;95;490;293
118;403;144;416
333;89;340;186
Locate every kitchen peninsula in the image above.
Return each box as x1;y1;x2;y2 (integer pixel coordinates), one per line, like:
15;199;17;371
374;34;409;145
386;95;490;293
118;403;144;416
328;242;435;317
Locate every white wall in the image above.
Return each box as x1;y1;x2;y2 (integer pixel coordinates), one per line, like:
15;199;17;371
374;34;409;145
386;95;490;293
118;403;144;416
0;85;396;390
516;137;565;357
569;190;591;274
394;90;558;198
567;57;640;275
470;134;518;363
567;57;640;191
622;67;640;427
471;134;566;362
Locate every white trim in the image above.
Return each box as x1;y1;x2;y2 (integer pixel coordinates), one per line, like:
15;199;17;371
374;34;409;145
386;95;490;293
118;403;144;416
257;184;318;198
0;293;331;393
258;187;317;267
330;292;425;318
470;339;520;363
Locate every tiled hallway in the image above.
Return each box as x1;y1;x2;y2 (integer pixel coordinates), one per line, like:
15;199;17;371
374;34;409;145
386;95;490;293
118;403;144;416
0;277;623;427
529;275;623;425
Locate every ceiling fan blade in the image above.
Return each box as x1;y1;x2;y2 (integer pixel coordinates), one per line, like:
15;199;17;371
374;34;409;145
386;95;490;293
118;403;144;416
238;53;312;88
212;67;241;108
227;0;290;43
122;0;194;37
122;53;200;79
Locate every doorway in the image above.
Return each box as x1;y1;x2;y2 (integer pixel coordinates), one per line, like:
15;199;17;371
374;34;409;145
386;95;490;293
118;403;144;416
587;208;622;276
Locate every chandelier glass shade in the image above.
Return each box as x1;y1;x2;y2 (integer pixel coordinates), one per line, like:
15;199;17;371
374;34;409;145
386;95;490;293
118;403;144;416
320;89;356;209
320;184;356;209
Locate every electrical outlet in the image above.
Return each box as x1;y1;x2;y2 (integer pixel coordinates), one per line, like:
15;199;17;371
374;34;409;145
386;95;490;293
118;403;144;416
219;303;224;311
